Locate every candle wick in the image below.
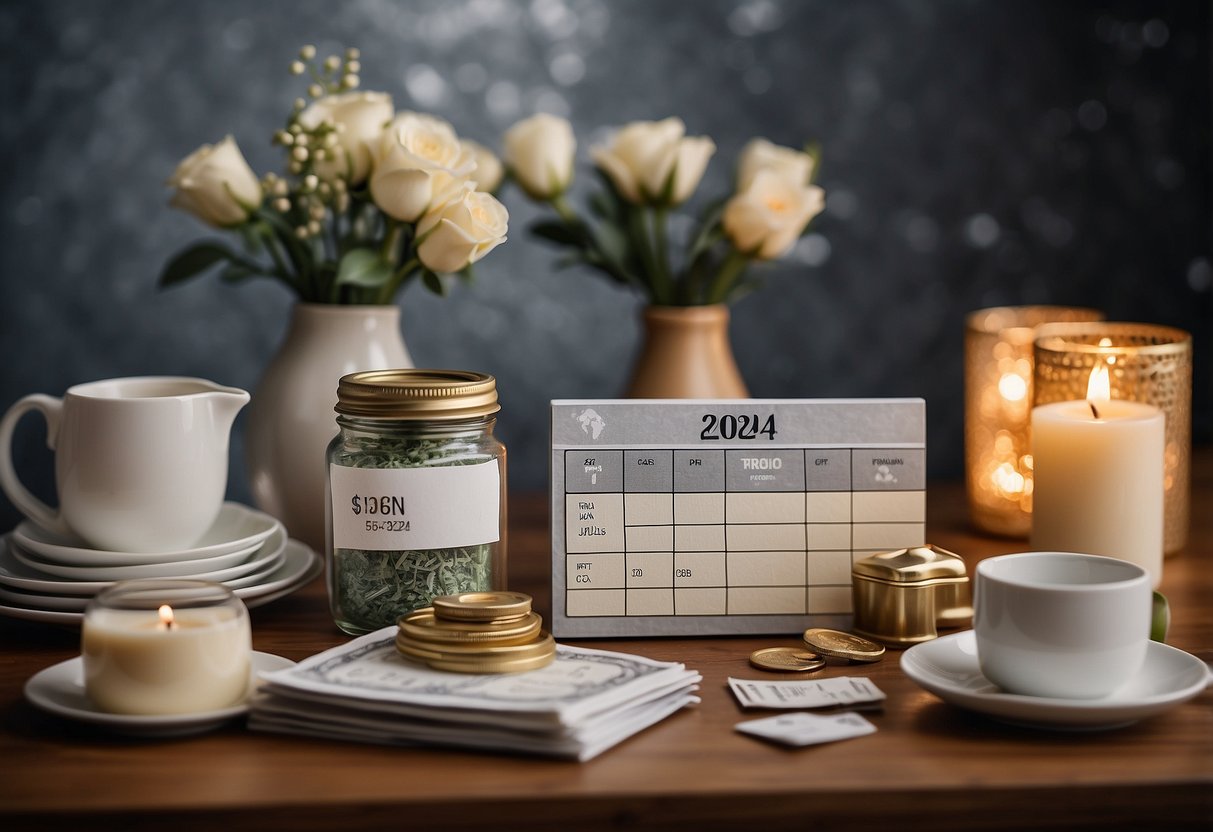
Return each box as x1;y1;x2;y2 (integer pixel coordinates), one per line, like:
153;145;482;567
1089;401;1100;419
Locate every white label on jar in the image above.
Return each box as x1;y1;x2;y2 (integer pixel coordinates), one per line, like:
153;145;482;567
329;461;500;552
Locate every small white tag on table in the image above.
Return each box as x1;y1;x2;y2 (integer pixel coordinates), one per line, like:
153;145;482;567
735;711;877;747
727;676;886;710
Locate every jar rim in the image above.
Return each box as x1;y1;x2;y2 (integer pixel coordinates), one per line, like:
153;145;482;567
335;369;500;420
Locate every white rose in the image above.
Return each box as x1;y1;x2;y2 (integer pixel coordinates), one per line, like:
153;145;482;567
370;112;475;223
502;113;576;199
736;138;815;192
299;91;393;185
722;169;825;260
168;135;261;227
416;186;509;273
462;139;505;193
589;117;715;206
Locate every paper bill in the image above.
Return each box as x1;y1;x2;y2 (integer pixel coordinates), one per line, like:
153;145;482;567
727;676;886;710
735;711;877;747
250;627;702;760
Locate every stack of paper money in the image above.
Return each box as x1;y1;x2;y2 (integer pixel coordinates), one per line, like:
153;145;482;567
249;627;701;761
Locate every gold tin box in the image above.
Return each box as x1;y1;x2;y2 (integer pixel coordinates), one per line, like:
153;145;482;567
851;545;972;646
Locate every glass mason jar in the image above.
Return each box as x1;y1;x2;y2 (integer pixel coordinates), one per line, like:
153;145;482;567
325;369;507;635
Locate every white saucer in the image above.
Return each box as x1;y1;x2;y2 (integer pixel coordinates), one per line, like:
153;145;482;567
900;630;1212;730
24;652;295;736
10;525;286;582
12;503;280;566
0;539;321;625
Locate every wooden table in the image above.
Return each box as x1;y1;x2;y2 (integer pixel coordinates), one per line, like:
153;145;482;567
1;455;1210;831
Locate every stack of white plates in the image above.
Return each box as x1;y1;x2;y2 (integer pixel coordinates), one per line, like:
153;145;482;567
0;503;322;625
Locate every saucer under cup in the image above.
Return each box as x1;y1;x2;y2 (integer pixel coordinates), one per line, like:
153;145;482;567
12;503;279;567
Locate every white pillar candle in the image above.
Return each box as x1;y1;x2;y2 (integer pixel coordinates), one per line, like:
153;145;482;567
82;602;251;715
1030;366;1164;587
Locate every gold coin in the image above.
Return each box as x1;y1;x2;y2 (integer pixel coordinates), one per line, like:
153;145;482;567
398;610;543;645
426;650;556;674
749;647;825;673
432;591;532;622
396;631;556;659
394;637;444;662
803;628;886;663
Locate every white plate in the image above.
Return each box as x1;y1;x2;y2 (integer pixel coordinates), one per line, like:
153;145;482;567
10;525;286;582
0;542;290;612
24;652;295;736
12;503;280;566
0;584;89;611
0;539;321;625
237;540;322;608
900;630;1212;730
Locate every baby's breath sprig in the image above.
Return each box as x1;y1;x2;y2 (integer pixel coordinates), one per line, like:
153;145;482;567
289;44;361;96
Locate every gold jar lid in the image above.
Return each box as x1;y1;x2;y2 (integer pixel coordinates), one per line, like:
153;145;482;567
851;545;967;584
335;369;499;420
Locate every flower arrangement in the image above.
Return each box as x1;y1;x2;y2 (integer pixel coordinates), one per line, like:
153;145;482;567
161;46;508;305
501;114;824;306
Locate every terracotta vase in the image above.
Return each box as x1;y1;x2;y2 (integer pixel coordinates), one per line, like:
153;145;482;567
245;303;412;550
624;304;749;398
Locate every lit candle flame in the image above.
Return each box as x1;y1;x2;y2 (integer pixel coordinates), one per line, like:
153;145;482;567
158;604;175;630
1087;363;1111;418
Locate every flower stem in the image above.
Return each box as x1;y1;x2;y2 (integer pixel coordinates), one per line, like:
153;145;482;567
380;220;402;262
652;206;672;303
706;249;750;305
551;194;579;225
627;206;668;305
379;257;420;304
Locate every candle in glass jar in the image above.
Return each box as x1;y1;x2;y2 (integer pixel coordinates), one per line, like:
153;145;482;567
1030;364;1165;586
82;586;251;715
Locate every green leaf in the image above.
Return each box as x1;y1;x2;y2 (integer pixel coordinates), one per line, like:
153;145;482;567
588;189;621;222
335;248;392;288
529;220;586;247
727;276;764;305
238;224;264;255
593;221;630;266
158;242;237;287
421;269;447;296
219;263;260;283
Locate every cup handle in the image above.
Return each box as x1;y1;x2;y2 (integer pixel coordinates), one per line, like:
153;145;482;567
0;394;67;534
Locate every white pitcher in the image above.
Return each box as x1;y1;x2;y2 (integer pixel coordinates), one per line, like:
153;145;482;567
0;377;249;552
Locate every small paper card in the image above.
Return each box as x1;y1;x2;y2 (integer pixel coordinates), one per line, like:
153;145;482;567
727;676;886;710
735;711;877;747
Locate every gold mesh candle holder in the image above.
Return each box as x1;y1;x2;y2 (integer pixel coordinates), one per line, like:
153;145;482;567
1033;322;1192;554
964;306;1104;537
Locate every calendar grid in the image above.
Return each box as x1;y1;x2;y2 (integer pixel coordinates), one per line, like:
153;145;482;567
552;400;925;637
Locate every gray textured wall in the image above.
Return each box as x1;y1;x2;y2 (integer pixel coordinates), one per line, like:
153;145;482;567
1;0;1210;533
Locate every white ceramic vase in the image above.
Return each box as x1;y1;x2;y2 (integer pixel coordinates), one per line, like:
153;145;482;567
246;303;412;550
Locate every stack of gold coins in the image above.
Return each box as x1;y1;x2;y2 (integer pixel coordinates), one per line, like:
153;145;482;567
395;591;556;674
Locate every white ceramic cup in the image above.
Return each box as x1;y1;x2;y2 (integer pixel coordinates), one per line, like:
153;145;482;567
974;552;1151;699
0;377;249;553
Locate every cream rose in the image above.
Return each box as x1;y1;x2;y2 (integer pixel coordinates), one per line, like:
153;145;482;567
463;139;505;193
502;113;576;199
416;186;509;273
722;169;825;260
736;138;815;192
589;117;715;206
299;91;393;185
370;112;475;223
168;135;262;227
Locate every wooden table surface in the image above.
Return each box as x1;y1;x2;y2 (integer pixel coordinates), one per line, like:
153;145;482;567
1;454;1210;831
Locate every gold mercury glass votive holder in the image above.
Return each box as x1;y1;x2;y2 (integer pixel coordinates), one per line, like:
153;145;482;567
964;306;1104;537
1033;322;1192;555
